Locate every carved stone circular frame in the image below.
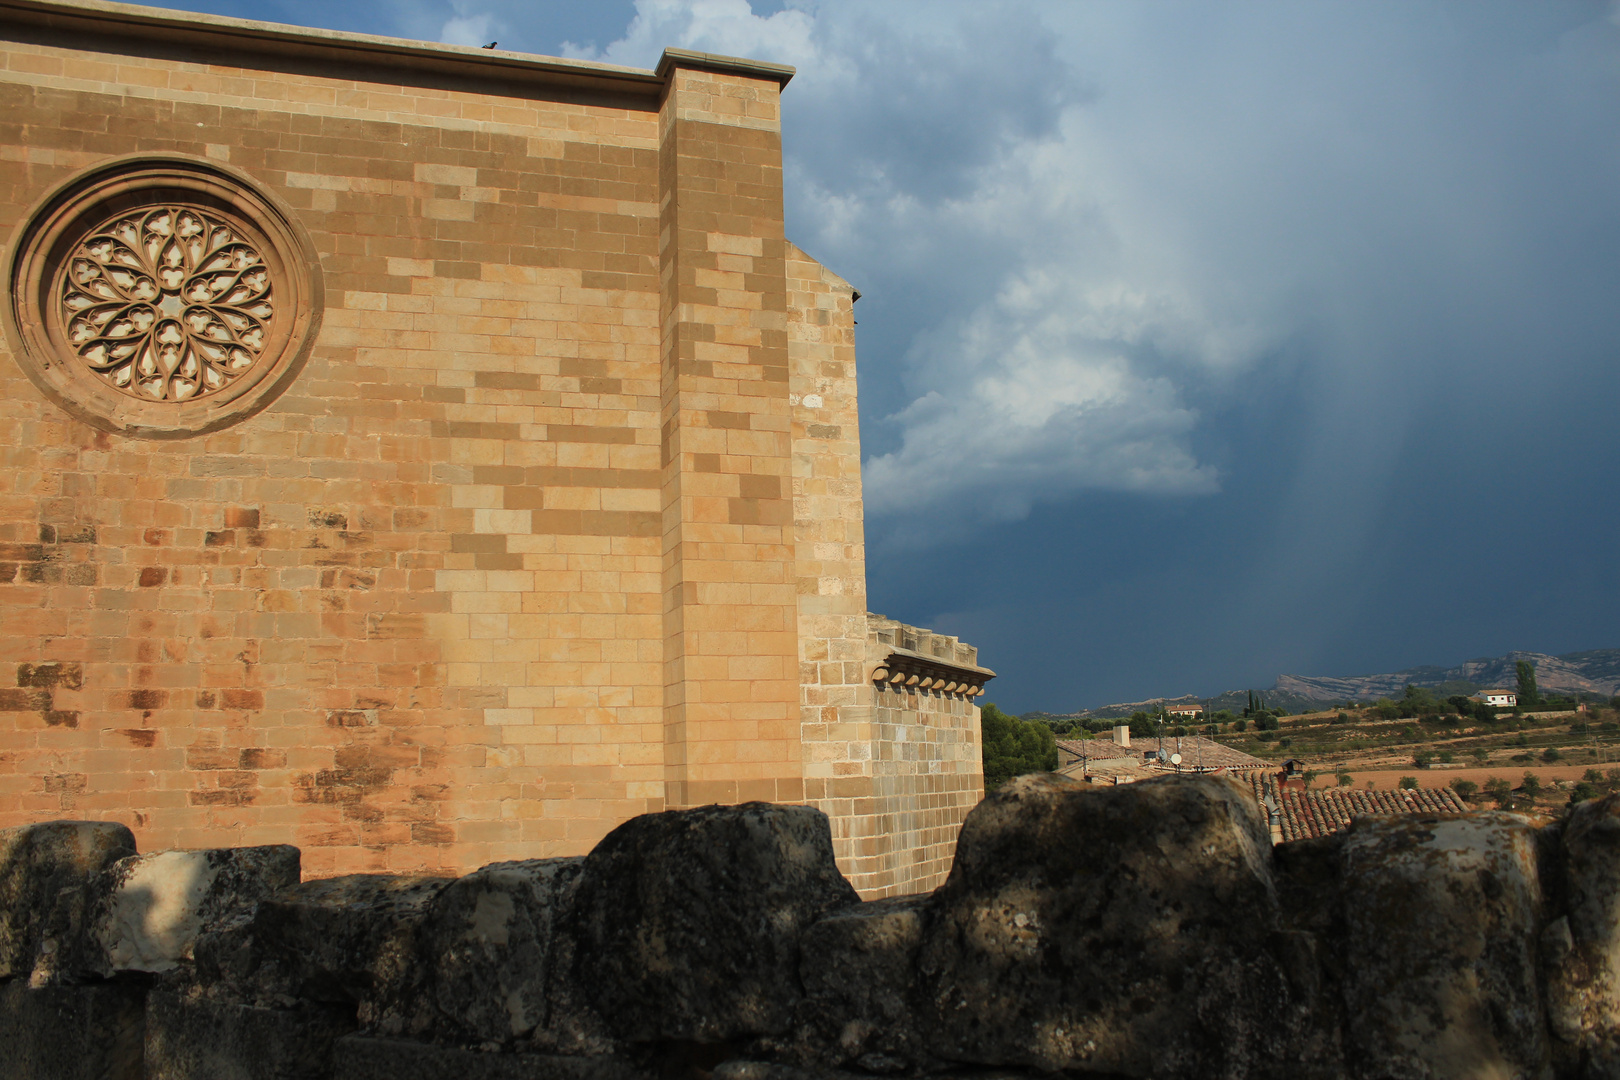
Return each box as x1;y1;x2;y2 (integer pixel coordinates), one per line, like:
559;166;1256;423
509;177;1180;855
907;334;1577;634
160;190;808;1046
3;154;323;439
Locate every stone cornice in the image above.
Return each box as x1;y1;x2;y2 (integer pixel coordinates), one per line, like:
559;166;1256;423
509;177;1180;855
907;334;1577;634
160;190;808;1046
0;0;792;96
656;47;794;87
871;645;996;698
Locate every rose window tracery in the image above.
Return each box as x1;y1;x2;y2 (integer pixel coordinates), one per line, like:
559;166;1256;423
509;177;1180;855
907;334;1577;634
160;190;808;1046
6;156;323;439
60;206;274;401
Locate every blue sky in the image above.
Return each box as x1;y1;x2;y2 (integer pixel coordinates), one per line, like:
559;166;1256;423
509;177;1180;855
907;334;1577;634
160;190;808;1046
146;0;1620;712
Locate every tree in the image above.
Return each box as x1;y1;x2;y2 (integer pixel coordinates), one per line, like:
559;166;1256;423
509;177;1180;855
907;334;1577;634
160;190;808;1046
979;704;1058;790
1542;747;1562;763
1336;771;1353;787
1472;749;1490;763
1450;778;1478;800
1516;660;1540;709
1484;776;1513;808
1398;776;1419;790
1401;684;1439;717
1570;782;1600;805
1412;751;1434;769
1521;772;1542;800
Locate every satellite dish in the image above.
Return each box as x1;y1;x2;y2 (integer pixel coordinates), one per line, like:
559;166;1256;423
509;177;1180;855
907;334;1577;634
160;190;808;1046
1156;749;1168;762
1170;753;1182;765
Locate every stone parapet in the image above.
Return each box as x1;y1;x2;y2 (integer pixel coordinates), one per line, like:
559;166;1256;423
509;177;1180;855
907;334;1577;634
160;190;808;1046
797;612;988;898
866;614;984;674
5;784;1617;1078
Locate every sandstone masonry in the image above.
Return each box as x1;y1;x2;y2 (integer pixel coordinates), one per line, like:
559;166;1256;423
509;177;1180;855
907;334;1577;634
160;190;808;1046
0;0;988;896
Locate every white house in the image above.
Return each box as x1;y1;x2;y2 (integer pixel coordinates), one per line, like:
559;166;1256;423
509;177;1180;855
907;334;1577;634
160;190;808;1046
1474;690;1517;708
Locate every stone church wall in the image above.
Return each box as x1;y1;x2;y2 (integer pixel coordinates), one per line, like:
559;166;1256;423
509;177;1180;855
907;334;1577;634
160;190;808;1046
0;0;983;894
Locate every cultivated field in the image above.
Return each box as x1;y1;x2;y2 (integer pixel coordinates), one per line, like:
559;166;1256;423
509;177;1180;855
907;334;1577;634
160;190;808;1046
1208;702;1620;812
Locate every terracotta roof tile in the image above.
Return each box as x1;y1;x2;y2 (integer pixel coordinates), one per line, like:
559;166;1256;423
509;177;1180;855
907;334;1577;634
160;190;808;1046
1250;773;1468;844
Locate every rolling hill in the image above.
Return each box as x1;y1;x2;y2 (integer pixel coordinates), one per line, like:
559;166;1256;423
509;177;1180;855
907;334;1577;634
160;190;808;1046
1275;648;1620;702
1034;647;1620;720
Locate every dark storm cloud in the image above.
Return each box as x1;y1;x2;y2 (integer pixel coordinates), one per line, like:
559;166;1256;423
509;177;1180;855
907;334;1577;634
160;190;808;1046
140;0;1620;710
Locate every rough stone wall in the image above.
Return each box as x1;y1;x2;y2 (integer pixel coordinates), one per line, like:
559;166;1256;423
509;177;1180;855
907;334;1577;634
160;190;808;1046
0;7;856;879
862;616;985;895
656;65;802;811
782;249;985;897
784;242;879;890
8;781;1620;1079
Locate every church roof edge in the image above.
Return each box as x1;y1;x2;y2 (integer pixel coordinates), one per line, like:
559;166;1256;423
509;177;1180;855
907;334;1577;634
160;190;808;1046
0;0;792;95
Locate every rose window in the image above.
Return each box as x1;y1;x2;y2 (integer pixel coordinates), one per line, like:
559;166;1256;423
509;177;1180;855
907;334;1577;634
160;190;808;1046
61;206;274;401
6;155;323;438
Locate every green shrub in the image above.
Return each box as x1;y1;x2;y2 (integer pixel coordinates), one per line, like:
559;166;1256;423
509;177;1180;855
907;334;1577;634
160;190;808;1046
1450;778;1478;799
1570;782;1600;805
1398;776;1419;790
1484;776;1513;807
1521;772;1543;799
979;704;1058;790
1542;747;1562;763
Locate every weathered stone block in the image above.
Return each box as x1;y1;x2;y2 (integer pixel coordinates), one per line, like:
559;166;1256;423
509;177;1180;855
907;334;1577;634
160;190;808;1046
0;978;146;1080
407;857;582;1044
712;1063;865;1080
917;773;1291;1076
1546;793;1620;1077
783;893;930;1073
712;1060;1027;1080
94;845;300;975
209;874;449;1015
329;1036;652;1079
0;820;136;983
563;802;859;1044
1339;812;1550;1080
145;989;354;1080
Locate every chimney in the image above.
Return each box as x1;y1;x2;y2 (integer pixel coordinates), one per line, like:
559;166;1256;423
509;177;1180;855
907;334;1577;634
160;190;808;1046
1113;724;1130;748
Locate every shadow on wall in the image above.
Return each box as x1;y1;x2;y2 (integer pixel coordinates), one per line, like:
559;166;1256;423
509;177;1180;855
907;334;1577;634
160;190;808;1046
2;776;1616;1079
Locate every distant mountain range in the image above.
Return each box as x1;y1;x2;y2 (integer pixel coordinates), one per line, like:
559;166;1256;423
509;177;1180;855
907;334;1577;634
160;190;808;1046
1030;647;1620;721
1275;648;1620;703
